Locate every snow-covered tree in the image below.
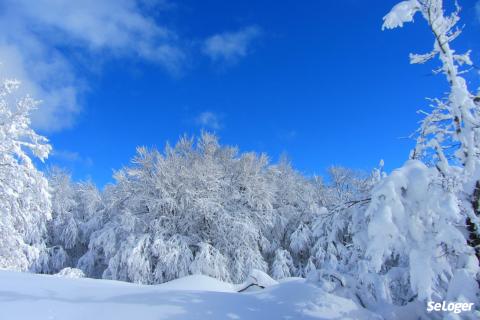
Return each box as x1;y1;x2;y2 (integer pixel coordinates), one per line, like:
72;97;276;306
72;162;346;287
271;249;295;279
74;133;356;284
48;169;78;250
290;223;312;261
383;0;479;168
80;133;283;284
266;157;322;274
385;0;480;262
357;161;477;305
351;0;480;309
0;78;51;271
42;168;103;274
309;166;380;277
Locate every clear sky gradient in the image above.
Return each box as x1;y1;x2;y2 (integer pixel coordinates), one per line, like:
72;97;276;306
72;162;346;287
11;0;479;187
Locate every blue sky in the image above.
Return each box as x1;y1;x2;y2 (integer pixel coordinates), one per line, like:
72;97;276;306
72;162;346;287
1;0;479;186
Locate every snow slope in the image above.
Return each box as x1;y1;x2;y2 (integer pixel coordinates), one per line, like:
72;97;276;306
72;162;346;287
0;270;380;320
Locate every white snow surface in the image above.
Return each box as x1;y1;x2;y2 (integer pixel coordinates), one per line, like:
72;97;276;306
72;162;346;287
0;270;380;320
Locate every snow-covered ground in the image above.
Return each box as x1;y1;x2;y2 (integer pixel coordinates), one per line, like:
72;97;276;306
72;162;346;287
0;270;379;320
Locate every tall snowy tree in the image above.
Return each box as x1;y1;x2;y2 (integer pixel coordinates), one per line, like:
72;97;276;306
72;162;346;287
0;78;51;271
384;0;480;262
351;0;480;311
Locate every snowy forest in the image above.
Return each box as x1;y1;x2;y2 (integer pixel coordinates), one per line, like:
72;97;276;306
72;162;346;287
1;0;480;319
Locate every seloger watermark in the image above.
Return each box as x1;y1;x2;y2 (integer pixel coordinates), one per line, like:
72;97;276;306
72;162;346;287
427;301;474;314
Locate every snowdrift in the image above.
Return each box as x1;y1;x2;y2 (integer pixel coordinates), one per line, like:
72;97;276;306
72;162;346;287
0;270;379;320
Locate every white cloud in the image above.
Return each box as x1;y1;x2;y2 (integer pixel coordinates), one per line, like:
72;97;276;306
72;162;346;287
202;26;261;63
51;150;82;162
0;0;184;132
195;111;223;130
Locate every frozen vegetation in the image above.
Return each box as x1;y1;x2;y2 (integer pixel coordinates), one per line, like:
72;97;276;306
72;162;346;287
0;0;479;319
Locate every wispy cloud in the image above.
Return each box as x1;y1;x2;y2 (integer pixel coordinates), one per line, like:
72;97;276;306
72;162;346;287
279;130;298;142
194;111;223;130
51;150;93;167
202;26;261;63
0;0;184;132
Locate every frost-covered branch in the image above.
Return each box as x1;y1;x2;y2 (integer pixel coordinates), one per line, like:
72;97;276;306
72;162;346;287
384;0;479;175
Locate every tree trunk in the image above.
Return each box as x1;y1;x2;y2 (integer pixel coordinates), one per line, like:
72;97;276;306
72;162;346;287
468;181;480;264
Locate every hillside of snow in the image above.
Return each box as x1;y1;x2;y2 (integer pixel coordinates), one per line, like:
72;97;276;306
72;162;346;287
0;270;380;320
